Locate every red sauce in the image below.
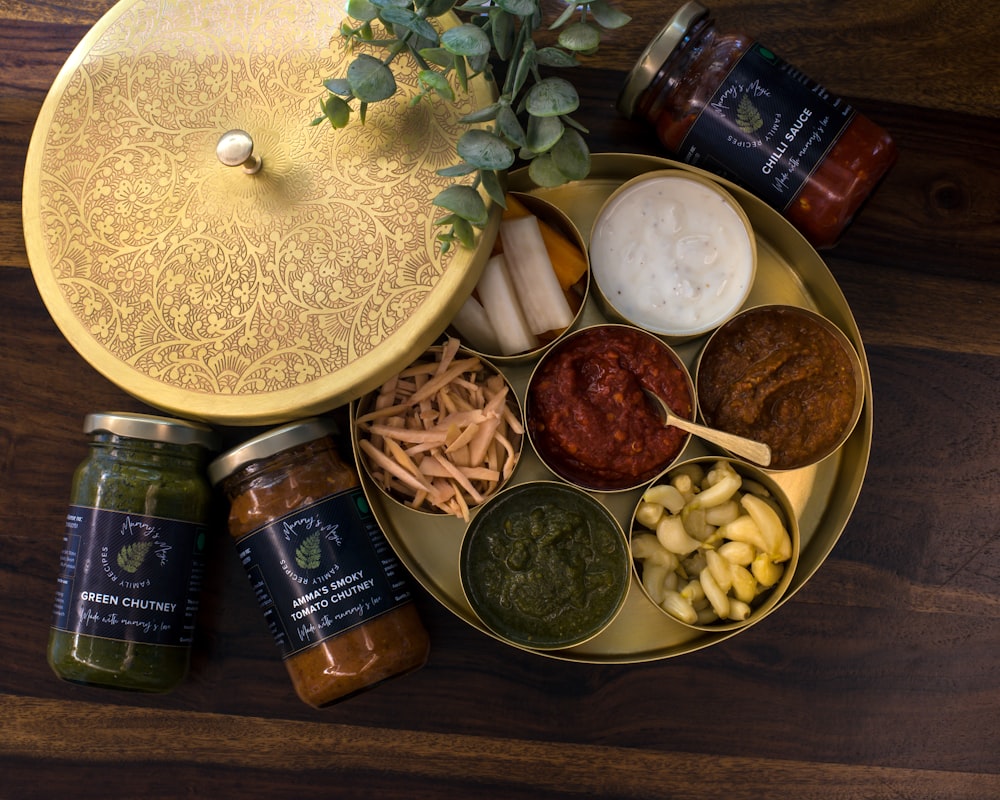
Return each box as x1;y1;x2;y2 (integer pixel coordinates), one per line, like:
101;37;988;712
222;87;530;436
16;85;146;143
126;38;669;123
624;8;896;249
527;325;692;491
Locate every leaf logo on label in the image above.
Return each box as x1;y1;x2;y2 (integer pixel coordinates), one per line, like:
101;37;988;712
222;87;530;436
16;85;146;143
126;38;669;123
295;531;322;571
117;540;154;573
736;94;763;134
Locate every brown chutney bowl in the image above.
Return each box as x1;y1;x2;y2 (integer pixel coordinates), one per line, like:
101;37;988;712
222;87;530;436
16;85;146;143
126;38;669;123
694;304;865;471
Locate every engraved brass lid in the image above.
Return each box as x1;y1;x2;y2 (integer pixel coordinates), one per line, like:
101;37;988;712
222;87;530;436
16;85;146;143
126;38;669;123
23;0;499;426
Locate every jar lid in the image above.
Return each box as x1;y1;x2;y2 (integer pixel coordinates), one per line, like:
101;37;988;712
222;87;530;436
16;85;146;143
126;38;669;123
617;1;709;119
207;416;339;485
84;412;220;451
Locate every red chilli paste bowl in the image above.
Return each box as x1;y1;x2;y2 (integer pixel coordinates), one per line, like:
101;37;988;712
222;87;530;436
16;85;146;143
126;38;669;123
525;324;695;493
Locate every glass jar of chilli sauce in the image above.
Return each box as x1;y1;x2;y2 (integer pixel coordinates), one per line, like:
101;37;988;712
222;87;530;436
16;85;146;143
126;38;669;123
208;417;430;708
47;412;220;693
617;1;898;248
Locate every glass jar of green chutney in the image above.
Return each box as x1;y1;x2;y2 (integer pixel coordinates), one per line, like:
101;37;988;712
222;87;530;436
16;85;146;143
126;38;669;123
47;412;220;693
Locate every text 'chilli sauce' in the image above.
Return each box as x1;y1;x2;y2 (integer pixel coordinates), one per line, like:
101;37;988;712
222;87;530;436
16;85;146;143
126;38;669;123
617;2;897;248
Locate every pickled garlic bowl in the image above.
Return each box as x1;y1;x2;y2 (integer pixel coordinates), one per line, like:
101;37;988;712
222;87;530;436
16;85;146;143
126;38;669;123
460;481;630;650
629;457;800;632
353;338;525;521
588;170;757;342
695;305;865;470
525;324;694;492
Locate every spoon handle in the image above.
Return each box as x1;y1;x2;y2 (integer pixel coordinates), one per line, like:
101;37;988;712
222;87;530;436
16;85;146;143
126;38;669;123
666;414;772;467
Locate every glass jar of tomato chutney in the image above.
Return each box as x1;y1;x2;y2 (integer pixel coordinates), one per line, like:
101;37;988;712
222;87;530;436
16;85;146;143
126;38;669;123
47;412;220;693
617;1;897;248
209;417;430;708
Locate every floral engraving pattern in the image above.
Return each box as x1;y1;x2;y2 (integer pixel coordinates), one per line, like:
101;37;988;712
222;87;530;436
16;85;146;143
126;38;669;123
33;0;488;400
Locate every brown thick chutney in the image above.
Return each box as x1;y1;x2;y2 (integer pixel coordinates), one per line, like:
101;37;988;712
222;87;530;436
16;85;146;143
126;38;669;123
697;306;859;470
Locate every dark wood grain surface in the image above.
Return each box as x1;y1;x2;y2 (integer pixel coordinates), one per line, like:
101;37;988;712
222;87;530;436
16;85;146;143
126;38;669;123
2;1;998;797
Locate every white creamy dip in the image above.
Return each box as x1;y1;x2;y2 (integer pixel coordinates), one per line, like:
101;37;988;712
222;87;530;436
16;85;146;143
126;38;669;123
589;174;755;337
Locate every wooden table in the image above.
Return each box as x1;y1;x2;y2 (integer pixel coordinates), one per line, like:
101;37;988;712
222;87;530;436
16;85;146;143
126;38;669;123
2;1;998;797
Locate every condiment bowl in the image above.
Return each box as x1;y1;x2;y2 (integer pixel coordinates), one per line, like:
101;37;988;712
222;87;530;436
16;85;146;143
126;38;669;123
352;340;525;521
446;192;591;365
629;456;800;632
525;324;695;493
460;480;631;650
695;304;865;470
588;169;757;343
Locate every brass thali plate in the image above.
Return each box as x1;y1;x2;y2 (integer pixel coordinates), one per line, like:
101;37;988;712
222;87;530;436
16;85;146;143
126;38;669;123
356;153;872;663
23;0;497;426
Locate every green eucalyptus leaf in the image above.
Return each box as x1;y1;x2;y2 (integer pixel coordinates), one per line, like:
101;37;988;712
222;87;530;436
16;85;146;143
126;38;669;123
526;113;564;153
419;69;455;101
481;169;507;207
347;54;397;102
321;94;352;128
441;23;491;57
437;162;478;177
370;0;410;8
561;115;590;134
456;129;515;170
590;0;632;29
459;102;501;123
511;43;536;96
453;216;477;247
536;47;578;68
380;6;439;42
433;185;489;226
468;52;490;75
548;1;577;30
455;55;469;91
551;126;590;180
490;8;516;61
323;77;353;97
496;0;536;18
346;0;379;22
424;0;457;15
527;153;569;187
496;104;526;147
419;47;456;68
525;77;579;117
558;21;601;53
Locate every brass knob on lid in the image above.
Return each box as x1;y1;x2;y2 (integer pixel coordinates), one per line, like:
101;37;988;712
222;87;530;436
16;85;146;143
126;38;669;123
216;129;262;174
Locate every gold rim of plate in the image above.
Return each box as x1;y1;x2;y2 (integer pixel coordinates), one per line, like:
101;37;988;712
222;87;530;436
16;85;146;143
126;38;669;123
22;0;498;426
353;152;872;664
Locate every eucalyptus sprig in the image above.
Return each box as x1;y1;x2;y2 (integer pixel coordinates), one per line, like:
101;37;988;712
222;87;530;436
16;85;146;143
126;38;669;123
312;0;630;251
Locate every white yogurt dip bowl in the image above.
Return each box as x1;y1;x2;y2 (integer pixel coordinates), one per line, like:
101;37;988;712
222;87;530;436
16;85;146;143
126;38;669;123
589;170;757;342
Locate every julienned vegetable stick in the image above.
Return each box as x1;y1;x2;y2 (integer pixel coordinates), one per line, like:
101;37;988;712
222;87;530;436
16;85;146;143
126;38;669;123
450;294;501;354
503;196;588;291
476;254;539;355
499;215;575;336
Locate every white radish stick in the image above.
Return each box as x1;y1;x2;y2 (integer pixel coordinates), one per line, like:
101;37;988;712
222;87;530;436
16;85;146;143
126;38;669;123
476;254;539;355
450;294;501;354
500;215;575;335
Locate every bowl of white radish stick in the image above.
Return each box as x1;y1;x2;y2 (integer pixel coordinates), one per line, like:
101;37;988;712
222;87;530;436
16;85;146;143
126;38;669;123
353;337;526;522
629;457;800;632
446;193;590;366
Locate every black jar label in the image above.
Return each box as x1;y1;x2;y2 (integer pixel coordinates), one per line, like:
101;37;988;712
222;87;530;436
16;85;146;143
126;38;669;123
235;487;413;659
51;506;206;646
677;43;855;210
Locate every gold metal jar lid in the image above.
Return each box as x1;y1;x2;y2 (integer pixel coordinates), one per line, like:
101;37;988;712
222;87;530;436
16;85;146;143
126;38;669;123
207;416;339;485
84;412;220;450
23;0;498;427
617;1;709;118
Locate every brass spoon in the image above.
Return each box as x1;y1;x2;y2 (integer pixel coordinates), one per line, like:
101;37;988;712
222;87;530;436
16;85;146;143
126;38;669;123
644;390;772;467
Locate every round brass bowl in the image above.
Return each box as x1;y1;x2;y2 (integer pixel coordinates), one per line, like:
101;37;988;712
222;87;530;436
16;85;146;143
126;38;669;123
447;192;591;366
460;481;630;650
353;343;524;520
525;323;694;493
629;457;800;632
588;170;757;344
695;304;865;471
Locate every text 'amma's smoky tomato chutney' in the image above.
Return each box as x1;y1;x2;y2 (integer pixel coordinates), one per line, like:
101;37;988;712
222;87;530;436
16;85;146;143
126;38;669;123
697;305;862;470
527;325;693;491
